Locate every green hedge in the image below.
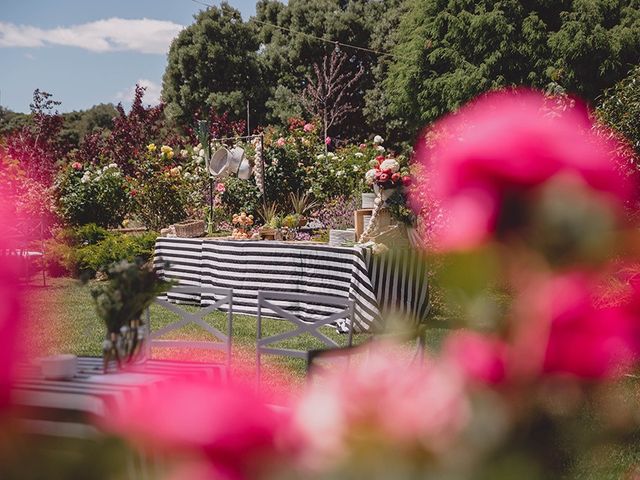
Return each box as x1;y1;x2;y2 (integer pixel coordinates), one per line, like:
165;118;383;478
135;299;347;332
45;225;158;279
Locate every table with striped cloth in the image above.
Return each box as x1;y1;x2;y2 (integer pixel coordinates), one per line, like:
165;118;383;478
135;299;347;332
154;237;430;332
12;357;224;438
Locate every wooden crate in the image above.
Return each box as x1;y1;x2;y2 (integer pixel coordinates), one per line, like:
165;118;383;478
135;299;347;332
354;208;373;241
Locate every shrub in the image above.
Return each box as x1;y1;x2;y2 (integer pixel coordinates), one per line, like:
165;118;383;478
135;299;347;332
56;163;130;228
44;226;158;278
75;232;158;277
131;148;193;231
307;144;375;202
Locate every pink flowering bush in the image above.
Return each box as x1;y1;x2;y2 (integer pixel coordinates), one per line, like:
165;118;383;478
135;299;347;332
414;90;633;255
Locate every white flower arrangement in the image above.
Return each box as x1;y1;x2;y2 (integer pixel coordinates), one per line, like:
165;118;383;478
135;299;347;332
365;169;377;185
373;135;384;144
380;159;400;173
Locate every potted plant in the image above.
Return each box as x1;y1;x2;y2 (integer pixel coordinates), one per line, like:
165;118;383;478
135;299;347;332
258;203;280;240
290;192;319;227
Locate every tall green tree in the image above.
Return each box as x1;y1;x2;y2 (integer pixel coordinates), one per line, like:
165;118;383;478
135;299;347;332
386;0;640;140
254;0;393;139
596;65;640;168
162;3;265;128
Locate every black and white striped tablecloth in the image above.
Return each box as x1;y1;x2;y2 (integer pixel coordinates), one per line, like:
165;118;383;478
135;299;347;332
12;357;224;438
154;238;430;332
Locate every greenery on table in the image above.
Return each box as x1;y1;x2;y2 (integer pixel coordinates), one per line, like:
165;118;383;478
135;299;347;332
89;259;171;334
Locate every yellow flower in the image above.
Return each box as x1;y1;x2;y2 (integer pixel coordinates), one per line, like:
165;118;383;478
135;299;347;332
147;143;157;153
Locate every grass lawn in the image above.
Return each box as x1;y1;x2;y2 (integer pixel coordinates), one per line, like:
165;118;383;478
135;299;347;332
23;277;372;377
17;277;640;479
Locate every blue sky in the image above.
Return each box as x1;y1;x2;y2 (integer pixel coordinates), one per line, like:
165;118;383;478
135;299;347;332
1;0;258;113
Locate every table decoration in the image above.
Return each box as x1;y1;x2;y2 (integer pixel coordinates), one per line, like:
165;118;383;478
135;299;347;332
40;354;77;380
231;212;254;239
90;259;171;372
173;219;205;238
360;154;413;245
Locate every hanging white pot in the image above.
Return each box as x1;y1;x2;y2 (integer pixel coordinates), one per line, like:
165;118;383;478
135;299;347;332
209;148;230;178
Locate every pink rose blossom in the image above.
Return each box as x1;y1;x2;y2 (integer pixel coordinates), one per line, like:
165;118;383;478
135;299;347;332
276;137;286;147
71;161;82;170
445;332;507;385
414;89;634;251
379;173;389;182
359;143;367;150
520;273;640;379
105;375;295;480
294;343;469;466
325;137;331;146
391;173;401;182
303;123;314;132
216;183;226;193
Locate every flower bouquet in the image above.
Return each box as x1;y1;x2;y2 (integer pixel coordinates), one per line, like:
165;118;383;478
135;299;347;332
361;155;414;244
231;212;254;239
90;259;171;372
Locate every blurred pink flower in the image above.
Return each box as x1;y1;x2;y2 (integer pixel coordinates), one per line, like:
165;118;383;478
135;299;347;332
71;161;82;170
524;273;640;379
294;344;469;467
303;123;315;132
276;137;286;147
445;332;507;385
414;89;634;251
216;183;226;193
325;137;332;146
106;375;295;480
0;200;24;411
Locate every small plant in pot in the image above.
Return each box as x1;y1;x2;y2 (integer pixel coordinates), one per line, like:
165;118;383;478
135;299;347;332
258;203;281;240
90;259;171;372
290;192;319;227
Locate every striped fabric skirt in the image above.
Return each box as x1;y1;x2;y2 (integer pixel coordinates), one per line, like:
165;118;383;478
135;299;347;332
154;238;430;332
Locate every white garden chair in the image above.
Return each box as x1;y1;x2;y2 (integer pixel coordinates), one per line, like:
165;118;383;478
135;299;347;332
256;290;354;383
144;285;233;380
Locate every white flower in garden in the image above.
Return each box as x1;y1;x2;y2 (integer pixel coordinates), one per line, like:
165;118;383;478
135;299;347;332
380;159;400;173
376;145;385;152
355;152;364;158
365;169;377;185
199;148;205;157
336;170;344;177
180;149;189;158
328;152;337;158
353;166;360;172
316;154;325;160
373;135;384;144
108;163;118;169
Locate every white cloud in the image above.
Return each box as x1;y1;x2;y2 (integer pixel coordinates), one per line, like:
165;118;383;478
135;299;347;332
0;18;183;54
115;79;162;106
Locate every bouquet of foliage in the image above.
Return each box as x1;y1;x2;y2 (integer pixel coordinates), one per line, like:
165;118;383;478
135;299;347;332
90;259;171;369
91;259;171;334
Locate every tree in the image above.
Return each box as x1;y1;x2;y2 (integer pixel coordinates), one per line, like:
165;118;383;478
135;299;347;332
385;0;640;141
59;104;118;149
302;46;364;142
5;89;65;183
596;65;640;169
254;0;384;139
162;3;265;129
